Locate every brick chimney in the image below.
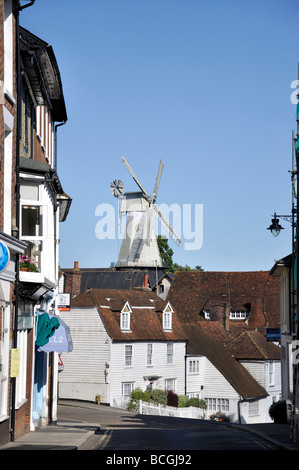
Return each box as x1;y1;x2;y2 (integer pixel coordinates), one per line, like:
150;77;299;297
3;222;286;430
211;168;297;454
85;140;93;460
210;301;230;331
64;261;82;299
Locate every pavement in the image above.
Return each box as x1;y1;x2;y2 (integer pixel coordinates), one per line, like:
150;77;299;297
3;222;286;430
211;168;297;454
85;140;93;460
0;400;299;451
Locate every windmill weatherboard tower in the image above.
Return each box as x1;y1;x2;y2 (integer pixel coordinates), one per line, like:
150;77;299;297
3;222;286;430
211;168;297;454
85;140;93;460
110;156;181;269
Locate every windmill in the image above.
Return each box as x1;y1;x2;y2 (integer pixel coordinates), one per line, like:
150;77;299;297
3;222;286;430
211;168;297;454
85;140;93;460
112;156;181;268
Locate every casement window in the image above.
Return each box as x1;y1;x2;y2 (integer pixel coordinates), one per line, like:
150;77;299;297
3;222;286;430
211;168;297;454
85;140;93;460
120;302;131;331
206;398;229;412
165;378;176;391
0;307;10;421
268;361;275;387
189;359;199;374
20;184;47;272
163;303;173;331
21;205;44;237
248;400;259;417
147;344;153;366
203;310;210;319
167;343;174;364
20;184;47;239
229;310;249;319
125;345;133;367
122;382;135;403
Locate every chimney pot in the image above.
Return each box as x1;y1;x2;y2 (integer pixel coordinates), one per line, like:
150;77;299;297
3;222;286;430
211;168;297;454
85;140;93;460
74;261;79;270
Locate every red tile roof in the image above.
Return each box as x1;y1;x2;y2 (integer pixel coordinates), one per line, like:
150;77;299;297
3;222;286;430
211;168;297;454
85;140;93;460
168;271;280;329
71;288;187;342
225;330;281;360
183;322;268;399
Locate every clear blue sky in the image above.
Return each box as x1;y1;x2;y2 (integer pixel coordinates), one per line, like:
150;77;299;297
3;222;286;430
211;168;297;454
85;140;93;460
20;0;299;271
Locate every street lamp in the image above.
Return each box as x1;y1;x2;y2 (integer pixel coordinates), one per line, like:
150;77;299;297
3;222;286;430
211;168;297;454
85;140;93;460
267;213;285;237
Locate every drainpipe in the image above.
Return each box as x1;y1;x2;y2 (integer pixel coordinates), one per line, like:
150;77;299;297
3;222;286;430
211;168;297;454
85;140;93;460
11;0;36;443
54;121;67;172
184;341;188;396
237;398;247;424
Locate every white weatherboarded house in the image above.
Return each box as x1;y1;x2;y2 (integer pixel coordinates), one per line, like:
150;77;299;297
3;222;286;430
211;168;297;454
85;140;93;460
58;289;187;407
168;271;282;424
184;322;280;423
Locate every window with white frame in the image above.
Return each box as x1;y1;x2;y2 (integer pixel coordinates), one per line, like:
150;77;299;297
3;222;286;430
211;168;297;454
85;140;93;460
189;359;199;374
147;343;153;366
0;306;10;421
206;398;229;412
163;303;173;331
20;183;47;272
20;183;47;239
165;378;176;391
203;310;210;319
167;343;174;364
229;310;249;319
248;400;259;417
120;303;131;331
125;345;133;367
268;361;275;387
122;382;135;403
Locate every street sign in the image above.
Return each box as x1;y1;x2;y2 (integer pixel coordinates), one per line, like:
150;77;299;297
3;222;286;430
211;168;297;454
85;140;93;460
266;328;281;342
58;354;64;371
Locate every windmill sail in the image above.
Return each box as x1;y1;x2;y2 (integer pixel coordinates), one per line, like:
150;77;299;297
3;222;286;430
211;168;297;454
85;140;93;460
114;156;180;268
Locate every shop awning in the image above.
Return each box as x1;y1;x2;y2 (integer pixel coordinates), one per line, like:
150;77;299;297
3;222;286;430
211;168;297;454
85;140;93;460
35;312;60;347
38;316;73;353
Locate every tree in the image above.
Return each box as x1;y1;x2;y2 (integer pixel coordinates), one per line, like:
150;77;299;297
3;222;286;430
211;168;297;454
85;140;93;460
157;236;204;272
157;235;174;270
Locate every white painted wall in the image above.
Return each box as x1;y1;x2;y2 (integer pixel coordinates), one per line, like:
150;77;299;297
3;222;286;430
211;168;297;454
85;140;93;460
58;307;111;403
186;355;279;423
109;341;186;407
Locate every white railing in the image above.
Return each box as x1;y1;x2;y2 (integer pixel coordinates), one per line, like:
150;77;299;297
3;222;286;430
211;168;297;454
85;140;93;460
138;400;206;419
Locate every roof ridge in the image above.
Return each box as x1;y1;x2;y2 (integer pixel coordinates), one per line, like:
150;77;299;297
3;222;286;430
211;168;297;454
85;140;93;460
246;331;268;359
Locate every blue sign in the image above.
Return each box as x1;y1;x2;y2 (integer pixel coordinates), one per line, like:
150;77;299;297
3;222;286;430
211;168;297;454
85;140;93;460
0;242;10;272
266;328;281;342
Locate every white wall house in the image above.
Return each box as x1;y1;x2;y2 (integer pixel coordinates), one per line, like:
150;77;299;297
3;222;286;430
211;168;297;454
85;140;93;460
184;323;278;424
58;289;187;407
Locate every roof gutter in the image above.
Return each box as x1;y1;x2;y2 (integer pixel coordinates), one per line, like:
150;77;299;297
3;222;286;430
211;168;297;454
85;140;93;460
17;0;36;11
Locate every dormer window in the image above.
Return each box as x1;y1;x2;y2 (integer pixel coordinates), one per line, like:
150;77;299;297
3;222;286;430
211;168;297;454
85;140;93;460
163;303;173;331
229;310;249;320
121;302;132;331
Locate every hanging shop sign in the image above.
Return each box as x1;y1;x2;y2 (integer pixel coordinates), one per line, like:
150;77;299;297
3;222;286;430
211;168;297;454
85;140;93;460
57;293;70;311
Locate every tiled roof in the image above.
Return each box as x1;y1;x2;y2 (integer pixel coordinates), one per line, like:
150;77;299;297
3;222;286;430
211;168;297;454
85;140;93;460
225;330;281;360
168;271;280;328
62;268;165;293
71;288;187;342
183;322;268;399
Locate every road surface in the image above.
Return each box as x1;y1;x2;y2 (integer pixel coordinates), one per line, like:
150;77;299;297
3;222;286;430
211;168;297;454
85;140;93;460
58;402;280;451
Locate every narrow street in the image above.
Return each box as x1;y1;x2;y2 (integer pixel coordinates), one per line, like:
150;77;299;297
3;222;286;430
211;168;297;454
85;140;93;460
58;402;280;451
